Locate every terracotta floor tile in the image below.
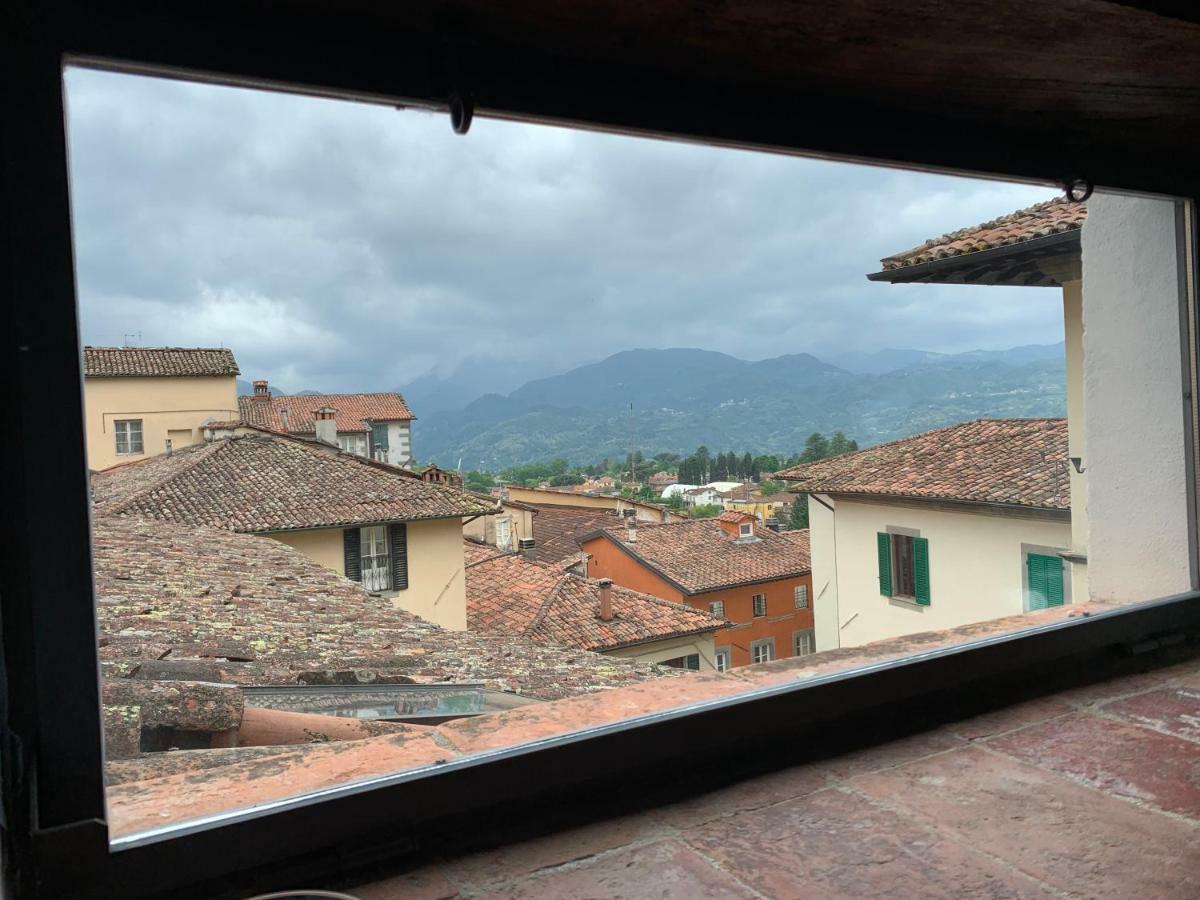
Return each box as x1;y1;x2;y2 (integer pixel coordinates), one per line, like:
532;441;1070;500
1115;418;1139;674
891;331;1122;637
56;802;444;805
683;786;1049;899
653;762;830;828
819;727;965;779
353;867;459;900
1099;685;1200;743
852;745;1200;897
473;839;758;899
435;815;661;888
947;696;1075;741
988;711;1200;818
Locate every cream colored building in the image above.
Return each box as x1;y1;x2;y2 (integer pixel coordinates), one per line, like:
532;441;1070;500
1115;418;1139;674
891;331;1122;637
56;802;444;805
83;347;239;470
462;497;537;551
504;485;684;523
90;430;498;630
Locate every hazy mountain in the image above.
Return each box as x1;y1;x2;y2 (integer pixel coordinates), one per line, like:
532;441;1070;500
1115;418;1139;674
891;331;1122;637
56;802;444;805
415;345;1066;469
822;342;1064;374
400;354;585;416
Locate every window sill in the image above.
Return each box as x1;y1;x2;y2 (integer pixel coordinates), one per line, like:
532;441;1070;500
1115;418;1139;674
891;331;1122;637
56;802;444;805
889;596;927;611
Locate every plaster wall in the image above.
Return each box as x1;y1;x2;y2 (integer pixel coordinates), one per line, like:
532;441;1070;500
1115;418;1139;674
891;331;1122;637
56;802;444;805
1062;279;1090;601
606;633;718;671
1082;193;1194;601
808;494;841;652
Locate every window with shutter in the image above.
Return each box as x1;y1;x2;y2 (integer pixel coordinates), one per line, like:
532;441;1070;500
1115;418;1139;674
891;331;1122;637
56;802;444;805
1026;553;1064;610
370;422;389;454
913;536;930;606
343;528;362;582
877;532;893;597
389;522;409;591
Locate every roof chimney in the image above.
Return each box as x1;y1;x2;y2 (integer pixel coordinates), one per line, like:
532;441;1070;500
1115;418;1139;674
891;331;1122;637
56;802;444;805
518;537;536;561
626;519;637;543
252;379;270;400
313;406;338;446
598;578;614;622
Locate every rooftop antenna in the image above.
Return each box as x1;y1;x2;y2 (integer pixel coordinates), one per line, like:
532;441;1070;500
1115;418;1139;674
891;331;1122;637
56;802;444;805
628;401;635;485
122;331;141;347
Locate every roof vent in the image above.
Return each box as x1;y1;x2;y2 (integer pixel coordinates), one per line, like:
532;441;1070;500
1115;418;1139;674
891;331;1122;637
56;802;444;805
252;379;270;400
518;537;536;560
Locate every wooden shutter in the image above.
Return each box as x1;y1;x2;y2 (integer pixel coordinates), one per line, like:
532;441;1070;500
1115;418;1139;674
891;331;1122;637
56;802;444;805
343;528;362;582
877;532;893;597
1027;553;1063;610
1045;555;1064;607
913;537;930;605
389;523;409;591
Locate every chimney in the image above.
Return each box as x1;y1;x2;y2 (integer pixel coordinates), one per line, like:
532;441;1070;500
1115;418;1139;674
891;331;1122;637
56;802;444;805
518;537;536;560
313;406;338;446
598;578;614;622
626;519;637;543
252;379;270;401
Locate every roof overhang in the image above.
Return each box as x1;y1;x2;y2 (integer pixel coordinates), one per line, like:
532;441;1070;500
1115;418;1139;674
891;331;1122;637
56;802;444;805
813;491;1071;522
867;228;1081;287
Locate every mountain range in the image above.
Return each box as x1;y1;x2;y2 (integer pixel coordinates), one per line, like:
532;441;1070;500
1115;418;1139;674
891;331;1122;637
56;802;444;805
408;343;1067;469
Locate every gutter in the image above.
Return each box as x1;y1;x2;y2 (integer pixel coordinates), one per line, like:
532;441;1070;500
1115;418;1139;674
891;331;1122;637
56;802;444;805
865;228;1080;283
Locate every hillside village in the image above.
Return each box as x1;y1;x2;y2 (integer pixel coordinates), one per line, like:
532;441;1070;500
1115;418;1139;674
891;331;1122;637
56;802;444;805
87;194;1130;832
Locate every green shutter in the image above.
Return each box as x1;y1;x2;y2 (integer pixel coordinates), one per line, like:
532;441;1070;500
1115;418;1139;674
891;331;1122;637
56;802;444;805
1027;553;1063;610
913;537;930;605
877;532;893;597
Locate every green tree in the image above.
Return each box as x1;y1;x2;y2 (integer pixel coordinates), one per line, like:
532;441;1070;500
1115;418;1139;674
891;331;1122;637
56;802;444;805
549;473;584;486
664;492;685;511
829;431;860;457
691;503;723;518
800;432;831;463
757;479;783;496
788;495;809;529
464;470;496;493
636;484;657;501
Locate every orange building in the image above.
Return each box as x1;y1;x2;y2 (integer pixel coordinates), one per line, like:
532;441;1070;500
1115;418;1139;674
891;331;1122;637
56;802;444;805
581;511;813;670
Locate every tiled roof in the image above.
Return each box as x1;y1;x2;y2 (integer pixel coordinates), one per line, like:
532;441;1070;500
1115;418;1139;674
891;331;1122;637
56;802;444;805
879;198;1086;271
776;529;811;565
529;504;623;566
239;392;414;434
466;548;726;653
776;419;1069;510
717;510;753;523
584;520;812;595
95;516;672;702
84;346;240;377
91;432;496;531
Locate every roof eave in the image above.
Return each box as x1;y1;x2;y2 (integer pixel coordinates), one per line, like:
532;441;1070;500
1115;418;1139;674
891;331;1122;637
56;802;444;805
867;228;1080;286
805;490;1070;519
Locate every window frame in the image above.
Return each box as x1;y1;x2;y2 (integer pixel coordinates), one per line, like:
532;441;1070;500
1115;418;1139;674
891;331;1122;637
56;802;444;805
113;418;143;455
794;584;808;609
709;599;725;618
714;646;731;672
3;20;1200;899
751;593;767;617
793;628;815;657
750;637;775;664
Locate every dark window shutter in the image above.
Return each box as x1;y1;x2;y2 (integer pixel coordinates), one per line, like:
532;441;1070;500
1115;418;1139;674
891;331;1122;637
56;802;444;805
913;536;931;606
343;528;362;582
370;422;389;453
389;523;409;591
877;532;893;597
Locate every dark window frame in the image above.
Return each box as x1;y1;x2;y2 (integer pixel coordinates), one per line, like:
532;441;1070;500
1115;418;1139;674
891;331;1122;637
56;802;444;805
752;593;767;617
2;14;1199;899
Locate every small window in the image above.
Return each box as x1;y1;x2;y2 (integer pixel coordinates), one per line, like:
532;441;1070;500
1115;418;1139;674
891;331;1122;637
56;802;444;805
739;522;753;537
114;419;143;455
360;524;391;592
663;653;701;671
793;628;815;657
337;433;368;457
709;599;725;618
794;584;808;609
752;593;767;617
878;531;930;605
714;647;730;672
750;638;774;664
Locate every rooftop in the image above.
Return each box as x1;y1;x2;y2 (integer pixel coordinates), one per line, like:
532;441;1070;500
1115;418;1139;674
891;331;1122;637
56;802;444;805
869;197;1086;287
91;432;496;531
239;391;415;435
528;503;624;566
776;418;1069;511
777;528;811;559
582;519;811;595
465;544;726;653
83;346;240;377
95;516;674;701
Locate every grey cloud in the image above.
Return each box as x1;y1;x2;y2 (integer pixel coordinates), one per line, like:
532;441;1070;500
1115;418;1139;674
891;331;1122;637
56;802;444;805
64;67;1062;394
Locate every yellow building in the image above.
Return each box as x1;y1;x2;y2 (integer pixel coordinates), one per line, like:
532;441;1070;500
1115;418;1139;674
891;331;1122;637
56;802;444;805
90;429;498;630
83;347;240;470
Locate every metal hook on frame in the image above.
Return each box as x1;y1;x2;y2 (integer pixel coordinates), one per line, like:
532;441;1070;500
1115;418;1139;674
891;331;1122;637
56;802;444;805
449;93;474;135
1064;177;1093;203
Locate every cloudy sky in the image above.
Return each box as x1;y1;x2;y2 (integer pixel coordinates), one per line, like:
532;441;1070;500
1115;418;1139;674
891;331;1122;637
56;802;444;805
64;67;1061;395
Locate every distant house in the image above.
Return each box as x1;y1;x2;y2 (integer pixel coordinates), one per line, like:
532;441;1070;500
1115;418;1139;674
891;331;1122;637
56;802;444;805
581;511;814;670
778;419;1071;651
462;494;539;553
725;492;794;523
83;347;240;469
90;430;496;630
648;471;678;491
465;541;727;669
238;379;415;466
503;484;684;524
868;197;1087;602
416;464;463;488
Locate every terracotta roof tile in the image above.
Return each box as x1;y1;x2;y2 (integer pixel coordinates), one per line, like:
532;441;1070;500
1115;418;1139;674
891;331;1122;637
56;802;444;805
776;418;1069;509
95;516;672;702
585;520;811;594
240;392;413;434
84;346;240;377
529;504;623;565
879;198;1086;271
466;549;725;652
91;432;496;531
776;528;811;563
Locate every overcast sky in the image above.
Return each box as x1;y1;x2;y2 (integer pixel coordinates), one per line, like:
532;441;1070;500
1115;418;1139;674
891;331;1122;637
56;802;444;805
64;67;1062;394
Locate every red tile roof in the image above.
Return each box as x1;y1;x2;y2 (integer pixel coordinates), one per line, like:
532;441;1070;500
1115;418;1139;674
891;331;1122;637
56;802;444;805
466;547;726;653
776;419;1069;510
583;519;812;595
879;198;1086;271
776;528;811;561
717;510;754;523
91;432;496;531
239;392;414;434
529;503;623;565
84;346;240;377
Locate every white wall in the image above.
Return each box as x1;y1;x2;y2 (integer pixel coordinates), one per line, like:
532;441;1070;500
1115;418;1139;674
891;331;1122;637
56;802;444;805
386;421;412;466
1082;193;1194;601
1062;279;1089;602
819;497;1071;649
808;494;840;652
